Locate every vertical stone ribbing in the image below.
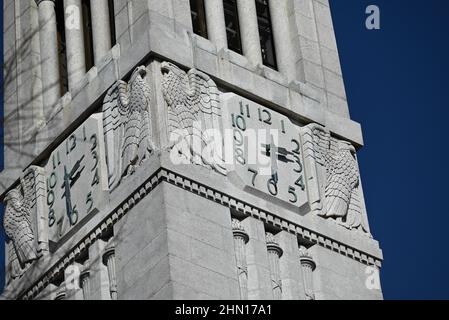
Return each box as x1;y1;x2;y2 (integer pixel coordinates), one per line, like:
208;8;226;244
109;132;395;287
102;243;117;300
268;0;297;81
232;218;250;299
35;0;60;116
266;233;283;300
236;0;263;65
90;0;112;65
80;266;91;300
204;0;228;51
63;0;86;89
299;246;316;300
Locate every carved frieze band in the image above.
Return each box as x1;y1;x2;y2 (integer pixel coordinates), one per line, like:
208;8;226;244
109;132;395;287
18;167;381;300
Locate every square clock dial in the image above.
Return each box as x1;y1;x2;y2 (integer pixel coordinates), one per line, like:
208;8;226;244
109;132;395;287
45;114;108;246
222;94;309;213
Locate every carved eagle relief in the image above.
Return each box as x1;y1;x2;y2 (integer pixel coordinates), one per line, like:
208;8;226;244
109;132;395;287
306;124;370;235
103;66;155;190
3;176;38;279
160;62;226;175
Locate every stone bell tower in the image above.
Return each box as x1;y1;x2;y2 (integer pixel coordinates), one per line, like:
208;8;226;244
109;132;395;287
1;0;383;300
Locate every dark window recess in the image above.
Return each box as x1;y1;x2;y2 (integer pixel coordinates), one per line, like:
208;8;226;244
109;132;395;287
108;0;117;46
55;2;69;95
255;0;277;70
223;0;243;54
190;0;208;38
82;0;95;71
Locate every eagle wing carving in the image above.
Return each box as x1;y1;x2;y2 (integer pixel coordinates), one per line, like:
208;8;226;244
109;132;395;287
103;66;155;190
3;176;38;277
306;124;369;234
161;62;226;174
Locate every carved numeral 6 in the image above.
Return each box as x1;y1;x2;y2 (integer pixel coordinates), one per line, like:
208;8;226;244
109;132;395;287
267;177;278;196
86;192;94;213
69;206;79;226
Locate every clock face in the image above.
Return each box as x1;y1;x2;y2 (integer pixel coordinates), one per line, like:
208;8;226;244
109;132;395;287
45;114;108;245
222;94;309;212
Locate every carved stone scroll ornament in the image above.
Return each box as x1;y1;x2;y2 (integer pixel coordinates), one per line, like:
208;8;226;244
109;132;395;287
3;167;45;280
160;62;226;175
103;66;156;190
301;124;370;235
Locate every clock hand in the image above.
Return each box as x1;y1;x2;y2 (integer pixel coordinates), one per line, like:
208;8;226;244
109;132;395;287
69;155;85;183
270;135;279;183
61;155;85;226
70;165;85;187
61;165;74;225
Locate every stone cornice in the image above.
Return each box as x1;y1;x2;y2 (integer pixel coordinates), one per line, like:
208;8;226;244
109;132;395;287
9;164;382;300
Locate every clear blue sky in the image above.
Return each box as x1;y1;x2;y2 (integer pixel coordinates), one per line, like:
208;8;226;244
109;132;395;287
1;0;449;299
330;0;449;299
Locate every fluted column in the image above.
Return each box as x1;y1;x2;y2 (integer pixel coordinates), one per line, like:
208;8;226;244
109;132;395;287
204;0;228;50
268;0;296;81
236;0;263;65
102;243;117;300
35;0;60;116
232;219;250;299
299;246;316;300
64;0;86;89
80;266;91;300
266;233;283;300
91;0;112;65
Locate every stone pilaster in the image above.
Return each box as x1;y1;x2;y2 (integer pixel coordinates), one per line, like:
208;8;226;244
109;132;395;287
103;242;117;300
80;265;91;300
268;0;297;81
236;0;263;65
35;0;60;116
299;246;316;300
91;0;112;65
241;217;273;299
204;0;228;50
64;0;87;89
54;284;66;300
266;233;283;300
232;218;250;299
